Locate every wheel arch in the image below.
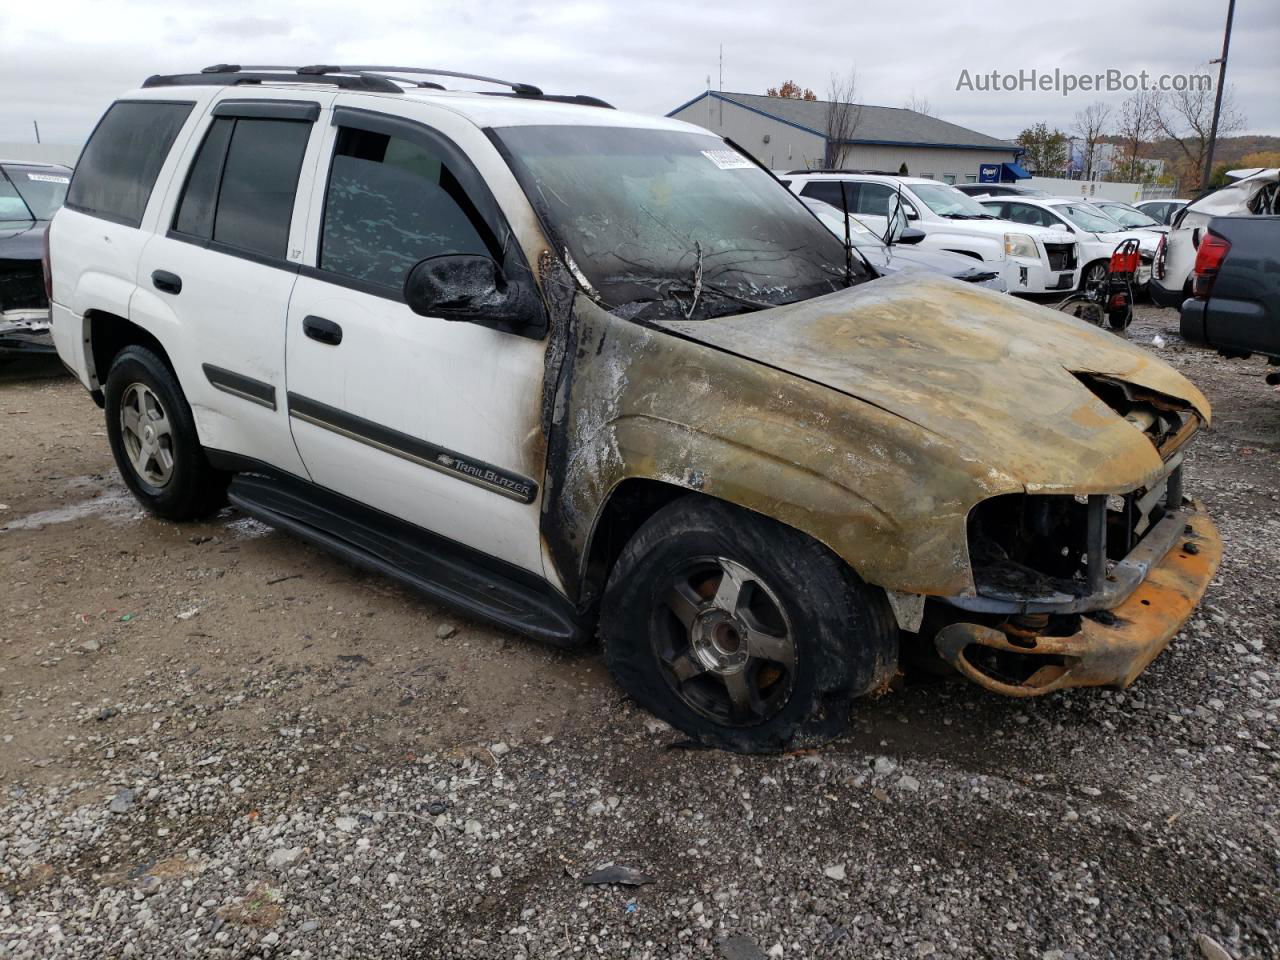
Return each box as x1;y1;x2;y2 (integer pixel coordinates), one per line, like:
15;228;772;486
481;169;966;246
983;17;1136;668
576;468;894;618
86;309;174;396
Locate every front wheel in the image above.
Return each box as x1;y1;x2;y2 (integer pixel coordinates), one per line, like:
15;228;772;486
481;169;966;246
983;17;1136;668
104;345;228;521
1080;260;1109;290
600;496;897;752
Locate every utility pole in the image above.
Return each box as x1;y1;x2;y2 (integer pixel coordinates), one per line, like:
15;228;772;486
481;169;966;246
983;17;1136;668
33;120;41;144
1201;0;1236;191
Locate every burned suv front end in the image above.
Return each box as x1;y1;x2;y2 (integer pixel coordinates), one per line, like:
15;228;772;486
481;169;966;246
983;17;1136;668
935;376;1220;696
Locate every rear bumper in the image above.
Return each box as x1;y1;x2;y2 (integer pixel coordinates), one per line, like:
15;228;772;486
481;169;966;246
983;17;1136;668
1181;294;1278;360
934;502;1220;697
1149;278;1186;309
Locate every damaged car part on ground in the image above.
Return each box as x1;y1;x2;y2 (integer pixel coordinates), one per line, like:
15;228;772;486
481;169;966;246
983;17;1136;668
49;66;1222;752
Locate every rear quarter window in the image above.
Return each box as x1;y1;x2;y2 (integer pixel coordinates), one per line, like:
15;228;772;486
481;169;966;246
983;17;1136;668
66;100;193;227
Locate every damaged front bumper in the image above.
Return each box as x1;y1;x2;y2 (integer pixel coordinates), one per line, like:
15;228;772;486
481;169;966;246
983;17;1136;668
933;502;1220;697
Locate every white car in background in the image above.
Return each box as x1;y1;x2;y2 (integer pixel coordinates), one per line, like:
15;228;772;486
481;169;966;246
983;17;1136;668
1150;168;1279;308
780;173;1080;295
1090;200;1169;235
977;195;1163;290
1135;198;1189;225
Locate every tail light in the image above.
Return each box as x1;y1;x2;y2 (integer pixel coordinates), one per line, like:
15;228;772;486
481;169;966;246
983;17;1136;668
41;223;53;303
1191;232;1230;299
1153;234;1167;280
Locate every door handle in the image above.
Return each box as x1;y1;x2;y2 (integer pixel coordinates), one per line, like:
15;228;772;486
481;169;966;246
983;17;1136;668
151;270;182;295
302;315;343;346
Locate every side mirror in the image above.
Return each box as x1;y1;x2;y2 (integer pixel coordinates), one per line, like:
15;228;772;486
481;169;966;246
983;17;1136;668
884;194;909;245
404;254;541;333
898;227;926;245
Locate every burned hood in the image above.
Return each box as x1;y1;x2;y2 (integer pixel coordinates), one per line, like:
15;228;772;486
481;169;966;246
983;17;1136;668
659;272;1209;494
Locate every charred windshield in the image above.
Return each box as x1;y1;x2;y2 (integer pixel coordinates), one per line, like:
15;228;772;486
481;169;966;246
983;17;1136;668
493;125;863;320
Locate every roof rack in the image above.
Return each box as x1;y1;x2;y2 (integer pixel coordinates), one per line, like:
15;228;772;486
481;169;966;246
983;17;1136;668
144;67;401;93
141;65;612;107
785;168;904;176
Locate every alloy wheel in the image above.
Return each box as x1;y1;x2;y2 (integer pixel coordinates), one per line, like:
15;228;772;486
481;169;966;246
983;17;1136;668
652;556;796;725
119;382;175;487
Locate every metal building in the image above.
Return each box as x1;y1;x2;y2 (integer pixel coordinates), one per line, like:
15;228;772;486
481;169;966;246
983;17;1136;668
668;91;1023;184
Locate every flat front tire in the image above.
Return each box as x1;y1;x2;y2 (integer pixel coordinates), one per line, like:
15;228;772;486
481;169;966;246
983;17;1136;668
104;345;227;521
601;496;897;752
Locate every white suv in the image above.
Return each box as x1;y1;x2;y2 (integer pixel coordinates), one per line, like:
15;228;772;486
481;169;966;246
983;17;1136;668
48;66;1220;750
782;173;1080;294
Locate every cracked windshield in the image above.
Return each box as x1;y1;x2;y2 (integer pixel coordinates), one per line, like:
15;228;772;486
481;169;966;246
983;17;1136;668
496;125;866;321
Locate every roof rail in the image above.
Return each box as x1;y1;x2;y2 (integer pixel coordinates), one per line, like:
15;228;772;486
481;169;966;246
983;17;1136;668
785;168;904;176
143;67;401;93
142;65;613;108
307;65;544;96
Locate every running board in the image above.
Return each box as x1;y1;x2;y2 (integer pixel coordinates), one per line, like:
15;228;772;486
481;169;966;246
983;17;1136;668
227;473;587;647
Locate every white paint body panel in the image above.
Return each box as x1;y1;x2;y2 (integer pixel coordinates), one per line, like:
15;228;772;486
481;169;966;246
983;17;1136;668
284;95;549;575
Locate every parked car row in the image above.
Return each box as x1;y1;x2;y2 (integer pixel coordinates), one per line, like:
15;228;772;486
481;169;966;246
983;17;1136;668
781;172;1080;295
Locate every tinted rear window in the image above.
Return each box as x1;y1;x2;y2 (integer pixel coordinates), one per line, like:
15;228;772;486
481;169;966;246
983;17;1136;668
213;118;310;259
67;100;193;226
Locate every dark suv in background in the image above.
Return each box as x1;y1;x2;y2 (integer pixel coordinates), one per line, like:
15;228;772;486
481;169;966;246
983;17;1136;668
1;160;72;361
1180;216;1280;384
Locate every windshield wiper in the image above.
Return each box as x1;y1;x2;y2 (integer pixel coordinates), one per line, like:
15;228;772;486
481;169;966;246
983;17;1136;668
673;240;704;320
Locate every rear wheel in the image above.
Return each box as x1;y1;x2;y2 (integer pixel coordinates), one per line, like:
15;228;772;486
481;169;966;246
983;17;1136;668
104;345;228;520
600;496;897;752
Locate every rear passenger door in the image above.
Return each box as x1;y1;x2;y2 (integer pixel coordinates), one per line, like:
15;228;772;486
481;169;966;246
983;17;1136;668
132;94;332;477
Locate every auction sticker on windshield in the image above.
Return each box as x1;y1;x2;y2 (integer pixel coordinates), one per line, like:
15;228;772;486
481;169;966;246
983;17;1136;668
701;149;753;170
27;174;69;183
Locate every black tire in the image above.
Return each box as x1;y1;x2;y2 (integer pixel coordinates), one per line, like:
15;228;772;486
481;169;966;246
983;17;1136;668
104;345;228;521
1108;307;1132;331
600;495;897;753
1079;260;1109;290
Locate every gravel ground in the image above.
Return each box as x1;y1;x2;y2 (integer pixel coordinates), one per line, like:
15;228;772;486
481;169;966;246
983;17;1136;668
0;305;1277;959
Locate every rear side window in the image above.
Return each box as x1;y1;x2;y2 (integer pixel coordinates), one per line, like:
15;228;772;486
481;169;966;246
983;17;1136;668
319;126;491;289
67;101;193;227
173;117;311;260
799;180;858;209
855;182;897;217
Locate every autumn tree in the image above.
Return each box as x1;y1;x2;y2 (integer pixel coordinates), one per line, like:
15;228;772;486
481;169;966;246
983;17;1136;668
824;68;862;168
1016;122;1069;175
766;80;816;100
1153;75;1246;188
1241;150;1280;168
1072;101;1113;180
1113;90;1160;182
903;92;935;117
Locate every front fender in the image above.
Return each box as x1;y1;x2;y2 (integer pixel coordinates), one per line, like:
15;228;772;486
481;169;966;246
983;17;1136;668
542;298;1005;602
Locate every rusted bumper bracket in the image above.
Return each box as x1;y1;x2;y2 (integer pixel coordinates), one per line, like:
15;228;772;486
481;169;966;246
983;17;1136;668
935;502;1221;697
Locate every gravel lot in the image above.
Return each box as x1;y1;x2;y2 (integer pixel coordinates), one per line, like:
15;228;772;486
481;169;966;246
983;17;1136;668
1;305;1277;959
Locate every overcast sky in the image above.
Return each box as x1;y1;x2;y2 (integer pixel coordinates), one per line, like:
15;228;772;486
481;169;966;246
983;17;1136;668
2;0;1276;147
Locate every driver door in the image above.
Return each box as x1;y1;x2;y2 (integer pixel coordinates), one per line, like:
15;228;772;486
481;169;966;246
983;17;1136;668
284;103;549;576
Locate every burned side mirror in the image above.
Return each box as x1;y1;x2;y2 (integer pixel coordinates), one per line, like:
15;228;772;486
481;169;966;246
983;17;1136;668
403;254;541;332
